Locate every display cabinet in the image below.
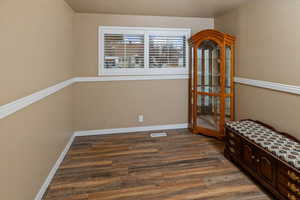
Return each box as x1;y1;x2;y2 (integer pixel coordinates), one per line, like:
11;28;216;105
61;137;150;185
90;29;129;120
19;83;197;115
188;30;235;138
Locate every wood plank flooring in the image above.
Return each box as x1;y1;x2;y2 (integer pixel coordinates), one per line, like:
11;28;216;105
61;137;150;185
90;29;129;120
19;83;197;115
43;129;274;200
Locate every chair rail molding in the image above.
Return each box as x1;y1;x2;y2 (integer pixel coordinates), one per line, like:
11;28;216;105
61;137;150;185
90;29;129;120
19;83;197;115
234;77;300;95
0;78;76;119
2;76;299;120
0;75;188;119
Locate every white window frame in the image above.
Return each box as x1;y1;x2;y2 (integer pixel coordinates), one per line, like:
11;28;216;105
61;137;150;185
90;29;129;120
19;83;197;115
99;26;191;76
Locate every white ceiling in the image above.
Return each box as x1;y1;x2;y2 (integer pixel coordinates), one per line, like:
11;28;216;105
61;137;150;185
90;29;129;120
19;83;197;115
65;0;249;18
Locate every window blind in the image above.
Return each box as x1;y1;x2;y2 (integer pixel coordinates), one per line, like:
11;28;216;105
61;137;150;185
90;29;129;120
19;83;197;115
149;35;186;68
104;34;145;68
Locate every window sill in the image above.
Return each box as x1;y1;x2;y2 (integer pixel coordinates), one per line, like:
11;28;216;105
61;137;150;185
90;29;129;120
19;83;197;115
75;74;189;82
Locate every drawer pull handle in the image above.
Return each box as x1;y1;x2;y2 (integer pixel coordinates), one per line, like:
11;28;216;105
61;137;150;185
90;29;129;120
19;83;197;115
288;171;300;183
288;193;297;200
288;182;300;195
229;132;235;138
229;147;235;153
229;139;235;146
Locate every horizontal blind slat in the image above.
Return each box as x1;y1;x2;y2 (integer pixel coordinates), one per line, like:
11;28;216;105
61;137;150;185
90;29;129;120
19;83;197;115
149;35;186;68
104;33;145;69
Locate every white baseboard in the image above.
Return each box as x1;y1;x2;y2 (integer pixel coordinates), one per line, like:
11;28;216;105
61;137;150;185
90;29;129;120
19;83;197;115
34;133;76;200
35;123;188;200
74;123;189;137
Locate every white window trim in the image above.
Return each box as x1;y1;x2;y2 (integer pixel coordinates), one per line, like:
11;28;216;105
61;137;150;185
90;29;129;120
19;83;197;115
98;26;191;76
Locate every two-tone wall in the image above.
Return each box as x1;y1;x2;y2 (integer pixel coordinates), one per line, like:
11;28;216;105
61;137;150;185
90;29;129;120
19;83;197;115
72;14;214;131
215;0;300;139
0;5;214;199
0;0;74;199
2;0;300;199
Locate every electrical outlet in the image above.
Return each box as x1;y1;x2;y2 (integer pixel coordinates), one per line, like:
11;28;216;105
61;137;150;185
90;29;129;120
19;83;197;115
138;115;144;123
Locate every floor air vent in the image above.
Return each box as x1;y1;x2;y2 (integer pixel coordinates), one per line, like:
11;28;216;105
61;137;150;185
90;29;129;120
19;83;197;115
150;132;168;138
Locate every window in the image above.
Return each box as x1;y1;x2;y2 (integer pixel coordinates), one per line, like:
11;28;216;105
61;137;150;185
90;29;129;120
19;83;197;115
99;26;191;76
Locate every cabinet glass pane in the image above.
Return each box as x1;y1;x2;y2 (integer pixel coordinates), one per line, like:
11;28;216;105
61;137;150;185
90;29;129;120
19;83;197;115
189;92;194;127
197;40;221;94
225;46;232;94
197;94;220;131
190;47;194;89
225;97;231;121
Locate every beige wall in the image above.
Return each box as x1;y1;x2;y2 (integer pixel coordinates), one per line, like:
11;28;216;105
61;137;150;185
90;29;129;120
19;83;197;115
236;85;300;137
73;80;188;131
215;0;300;139
0;0;74;199
73;13;213;131
74;13;213;76
0;9;214;197
2;0;300;199
0;0;74;105
0;87;73;200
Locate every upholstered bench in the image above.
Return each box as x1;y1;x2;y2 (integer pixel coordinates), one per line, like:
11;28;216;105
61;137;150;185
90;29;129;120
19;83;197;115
224;120;300;200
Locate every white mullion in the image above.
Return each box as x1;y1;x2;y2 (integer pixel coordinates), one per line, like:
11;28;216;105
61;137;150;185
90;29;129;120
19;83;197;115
99;30;105;76
144;31;149;69
185;33;190;69
167;38;170;67
124;38;127;69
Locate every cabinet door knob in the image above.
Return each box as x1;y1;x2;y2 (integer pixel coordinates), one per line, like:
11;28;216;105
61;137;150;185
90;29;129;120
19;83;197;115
256;159;260;163
288;193;297;200
288;171;300;183
288;182;300;195
251;156;255;159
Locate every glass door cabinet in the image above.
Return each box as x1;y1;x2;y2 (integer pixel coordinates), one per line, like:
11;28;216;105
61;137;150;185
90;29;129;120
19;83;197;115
188;30;235;139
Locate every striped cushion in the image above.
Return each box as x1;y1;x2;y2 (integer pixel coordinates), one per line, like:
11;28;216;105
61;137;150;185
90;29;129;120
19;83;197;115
226;120;300;170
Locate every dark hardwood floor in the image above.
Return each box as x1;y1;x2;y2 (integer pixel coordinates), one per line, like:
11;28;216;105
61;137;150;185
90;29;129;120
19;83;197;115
43;129;273;200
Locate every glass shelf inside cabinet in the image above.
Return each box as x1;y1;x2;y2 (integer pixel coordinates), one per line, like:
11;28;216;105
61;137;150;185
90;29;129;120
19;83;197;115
197;86;221;93
225;87;231;94
198;58;221;63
